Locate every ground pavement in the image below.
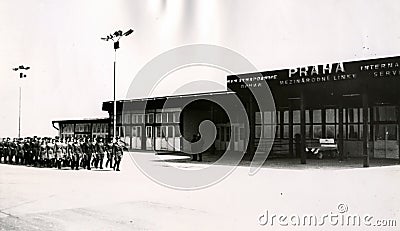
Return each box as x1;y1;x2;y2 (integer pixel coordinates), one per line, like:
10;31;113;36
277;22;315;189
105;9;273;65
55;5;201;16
0;152;399;230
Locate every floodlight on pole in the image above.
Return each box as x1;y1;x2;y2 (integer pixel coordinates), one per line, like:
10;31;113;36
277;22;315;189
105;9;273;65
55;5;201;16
12;65;30;138
101;28;134;142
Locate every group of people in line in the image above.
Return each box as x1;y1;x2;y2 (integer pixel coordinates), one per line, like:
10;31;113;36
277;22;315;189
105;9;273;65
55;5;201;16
0;136;125;171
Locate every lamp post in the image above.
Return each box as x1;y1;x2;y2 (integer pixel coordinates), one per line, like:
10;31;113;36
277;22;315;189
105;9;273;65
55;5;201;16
12;65;30;138
101;29;134;141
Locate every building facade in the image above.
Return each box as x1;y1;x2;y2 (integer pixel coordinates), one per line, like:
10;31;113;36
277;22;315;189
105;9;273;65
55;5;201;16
52;118;110;139
101;55;400;165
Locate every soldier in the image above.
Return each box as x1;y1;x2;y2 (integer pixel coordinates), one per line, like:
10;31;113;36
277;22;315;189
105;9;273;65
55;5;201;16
113;138;124;171
33;137;37;166
39;138;47;167
95;137;106;169
0;138;4;163
81;137;92;170
16;138;24;165
61;137;68;167
54;137;63;169
9;138;17;164
105;138;114;168
24;137;33;166
66;137;74;167
71;138;82;170
47;138;56;167
91;138;98;168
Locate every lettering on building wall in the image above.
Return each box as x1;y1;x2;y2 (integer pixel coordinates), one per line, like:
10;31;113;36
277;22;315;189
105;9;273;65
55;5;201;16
289;63;345;78
359;62;400;78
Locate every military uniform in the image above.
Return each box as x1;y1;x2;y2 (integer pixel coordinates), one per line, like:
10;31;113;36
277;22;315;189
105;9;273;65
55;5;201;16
0;139;4;163
61;138;68;167
113;141;124;171
47;139;56;167
9;139;17;164
39;140;47;167
71;139;82;170
105;139;114;168
24;138;33;166
95;138;106;169
32;137;40;167
54;138;63;169
81;138;93;170
66;138;74;167
16;139;25;165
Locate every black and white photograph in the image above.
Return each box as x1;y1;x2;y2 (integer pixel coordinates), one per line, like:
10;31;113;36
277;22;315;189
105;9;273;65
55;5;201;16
0;0;399;230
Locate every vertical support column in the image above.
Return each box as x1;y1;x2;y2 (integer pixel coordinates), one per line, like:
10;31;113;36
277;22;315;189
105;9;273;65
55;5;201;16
210;104;216;154
321;109;326;138
142;124;146;151
370;107;375;158
338;106;344;161
113;55;117;141
280;109;284;140
397;105;400;164
289;101;294;157
300;92;306;164
362;93;369;167
249;96;256;157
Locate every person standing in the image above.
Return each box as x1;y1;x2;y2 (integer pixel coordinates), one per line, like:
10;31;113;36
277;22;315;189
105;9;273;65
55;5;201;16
113;139;124;171
47;138;56;167
197;134;204;162
9;138;17;164
32;136;40;167
3;138;10;164
95;137;106;169
81;137;93;170
71;138;82;170
66;137;74;167
54;137;63;169
39;138;47;167
24;137;33;166
16;138;24;165
190;134;198;161
0;138;4;163
61;137;68;168
90;138;98;169
105;138;114;169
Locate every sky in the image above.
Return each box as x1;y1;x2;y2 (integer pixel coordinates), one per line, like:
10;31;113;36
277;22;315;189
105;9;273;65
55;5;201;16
0;0;400;137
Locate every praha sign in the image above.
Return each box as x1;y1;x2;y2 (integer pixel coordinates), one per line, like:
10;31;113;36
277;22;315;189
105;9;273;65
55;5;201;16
281;62;356;86
227;56;400;89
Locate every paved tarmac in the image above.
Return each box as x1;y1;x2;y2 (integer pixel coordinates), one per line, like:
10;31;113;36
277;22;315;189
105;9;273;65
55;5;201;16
0;153;399;230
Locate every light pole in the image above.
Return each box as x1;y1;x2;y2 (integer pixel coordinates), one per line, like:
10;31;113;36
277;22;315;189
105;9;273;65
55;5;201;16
101;29;134;142
12;65;30;138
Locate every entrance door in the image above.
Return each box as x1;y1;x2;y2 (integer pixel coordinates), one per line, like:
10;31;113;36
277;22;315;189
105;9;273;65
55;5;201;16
215;124;230;151
232;124;245;152
145;126;153;150
374;124;398;158
131;126;142;150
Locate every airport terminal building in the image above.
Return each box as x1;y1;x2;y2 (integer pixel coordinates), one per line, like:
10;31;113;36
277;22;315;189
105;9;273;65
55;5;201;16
56;55;400;164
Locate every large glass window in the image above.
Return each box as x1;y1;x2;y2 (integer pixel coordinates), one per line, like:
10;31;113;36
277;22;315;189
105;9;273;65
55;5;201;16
313;125;322;139
255;125;261;139
313;110;322;123
162;113;168;123
167;126;173;138
145;113;154;124
173;112;180;123
376;106;397;122
156;114;162;123
376;124;397;140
